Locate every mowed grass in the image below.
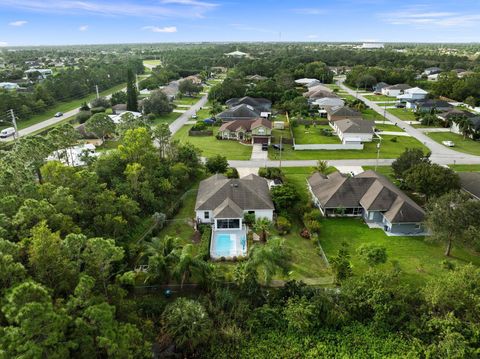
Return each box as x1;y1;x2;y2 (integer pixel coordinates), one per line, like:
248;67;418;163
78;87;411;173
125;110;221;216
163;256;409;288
387;108;417;121
151;112;182;127
174;95;201;106
143;59;161;66
427;132;480;156
449;164;480;172
269;135;428;160
320;218;480;286
374;123;405;132
17;82;127;130
173;125;252;160
292;125;341;144
362;108;386;121
364;94;396;102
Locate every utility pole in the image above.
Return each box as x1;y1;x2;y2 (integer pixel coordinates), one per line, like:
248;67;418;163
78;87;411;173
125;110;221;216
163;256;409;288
95;85;99;99
375;141;381;171
279;135;283;169
9;109;18;139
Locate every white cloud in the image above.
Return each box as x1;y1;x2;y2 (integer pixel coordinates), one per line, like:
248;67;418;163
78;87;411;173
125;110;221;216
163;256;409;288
0;0;218;18
9;20;27;26
79;25;88;31
142;26;177;33
0;41;8;46
381;7;480;27
293;8;325;15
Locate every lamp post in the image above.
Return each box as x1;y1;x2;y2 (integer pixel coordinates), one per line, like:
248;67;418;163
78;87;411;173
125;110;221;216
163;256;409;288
375;141;381;171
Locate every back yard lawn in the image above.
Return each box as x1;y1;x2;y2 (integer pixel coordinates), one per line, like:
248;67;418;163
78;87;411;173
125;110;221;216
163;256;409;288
292;124;341;144
387;108;416;121
269;135;428;160
320;218;480;286
427;132;480;156
362;109;387;121
173;125;252;160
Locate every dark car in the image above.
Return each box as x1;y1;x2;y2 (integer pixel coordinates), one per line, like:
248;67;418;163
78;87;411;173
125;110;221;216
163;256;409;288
395;102;406;108
203;118;215;125
272;144;284;151
262;143;268;151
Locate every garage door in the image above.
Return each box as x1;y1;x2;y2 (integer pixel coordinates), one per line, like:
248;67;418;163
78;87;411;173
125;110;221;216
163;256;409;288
253;137;269;144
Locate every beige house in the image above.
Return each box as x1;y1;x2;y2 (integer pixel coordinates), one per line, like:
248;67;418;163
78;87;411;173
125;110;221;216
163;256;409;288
218;118;272;144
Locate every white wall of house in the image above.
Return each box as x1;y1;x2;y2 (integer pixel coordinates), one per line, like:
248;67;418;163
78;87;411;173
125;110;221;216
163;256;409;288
381;88;403;97
338;131;373;143
244;209;273;221
196;210;213;223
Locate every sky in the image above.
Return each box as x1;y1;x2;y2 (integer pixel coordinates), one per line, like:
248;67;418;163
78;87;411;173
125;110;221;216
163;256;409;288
1;0;480;46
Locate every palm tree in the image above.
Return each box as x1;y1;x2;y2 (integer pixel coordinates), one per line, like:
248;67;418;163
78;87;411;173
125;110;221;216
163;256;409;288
141;235;181;283
247;237;291;285
253;218;271;242
209;101;223;118
315;160;329;175
172;244;211;288
453;115;473;139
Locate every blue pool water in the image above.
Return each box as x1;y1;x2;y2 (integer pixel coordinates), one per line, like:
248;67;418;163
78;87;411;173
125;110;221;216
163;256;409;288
212;232;247;258
215;233;233;256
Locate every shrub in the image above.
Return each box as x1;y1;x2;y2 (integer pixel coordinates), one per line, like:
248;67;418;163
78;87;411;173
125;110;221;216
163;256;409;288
191;121;207;131
146;113;156;122
390;136;397;143
90;106;106;114
276;216;291;234
258;167;284;180
306;220;321;235
76;110;91;124
290;119;298;127
225;167;239;179
243;213;255;226
303;209;322;223
357;244;388;266
441;259;456;271
300;228;311;239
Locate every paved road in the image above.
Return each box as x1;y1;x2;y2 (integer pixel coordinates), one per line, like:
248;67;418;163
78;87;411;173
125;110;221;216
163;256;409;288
169;94;208;135
336;77;480;164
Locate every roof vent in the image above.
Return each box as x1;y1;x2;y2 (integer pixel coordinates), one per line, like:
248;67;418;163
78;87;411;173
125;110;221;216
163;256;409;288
231;183;239;188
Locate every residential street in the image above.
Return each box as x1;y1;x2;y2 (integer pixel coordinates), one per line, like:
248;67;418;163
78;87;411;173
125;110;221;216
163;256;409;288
169;93;208;135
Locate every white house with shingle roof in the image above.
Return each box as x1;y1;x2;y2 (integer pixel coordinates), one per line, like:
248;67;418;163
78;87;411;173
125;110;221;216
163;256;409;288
332;118;374;144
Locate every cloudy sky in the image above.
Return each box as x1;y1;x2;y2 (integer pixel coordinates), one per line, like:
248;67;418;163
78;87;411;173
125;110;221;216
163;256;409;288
1;0;480;46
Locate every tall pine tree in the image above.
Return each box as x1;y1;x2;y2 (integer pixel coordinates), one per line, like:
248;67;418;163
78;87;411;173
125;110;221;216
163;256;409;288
126;68;138;111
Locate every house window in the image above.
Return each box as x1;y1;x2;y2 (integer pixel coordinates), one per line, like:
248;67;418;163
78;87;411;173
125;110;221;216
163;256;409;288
204;211;209;219
216;219;240;229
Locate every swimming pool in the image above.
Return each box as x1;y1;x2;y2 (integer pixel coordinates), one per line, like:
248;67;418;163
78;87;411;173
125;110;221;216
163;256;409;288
211;230;247;259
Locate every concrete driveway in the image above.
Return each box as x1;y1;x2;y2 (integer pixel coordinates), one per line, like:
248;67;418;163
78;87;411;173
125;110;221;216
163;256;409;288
251;144;267;161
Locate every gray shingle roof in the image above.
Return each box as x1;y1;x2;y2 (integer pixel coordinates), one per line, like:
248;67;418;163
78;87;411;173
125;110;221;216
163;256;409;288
308;170;425;223
327;106;362;117
217;104;260;121
225;96;272;112
213;198;244;218
335;118;373;134
459;172;480;199
218;118;272;132
195;174;274;213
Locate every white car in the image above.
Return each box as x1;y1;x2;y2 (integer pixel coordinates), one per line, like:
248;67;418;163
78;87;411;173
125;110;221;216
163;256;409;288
0;127;15;138
54;112;63;117
442;140;455;147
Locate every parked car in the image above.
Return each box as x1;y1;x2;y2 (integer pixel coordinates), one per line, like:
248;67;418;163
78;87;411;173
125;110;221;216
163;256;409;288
54;112;63;117
262;143;268;151
203;118;215;125
272;144;284;151
191;114;198;119
442;140;455;147
395;102;406;108
0;127;15;138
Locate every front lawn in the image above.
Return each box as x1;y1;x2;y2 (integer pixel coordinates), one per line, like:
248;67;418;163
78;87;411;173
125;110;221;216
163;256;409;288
173;125;252;160
374;123;405;132
151;112;182;126
449;164;480;172
363;94;396;102
387;108;416;121
320;218;480;286
269;135;428;160
292;125;341;144
427;132;480;156
362;109;386;121
174;95;201;106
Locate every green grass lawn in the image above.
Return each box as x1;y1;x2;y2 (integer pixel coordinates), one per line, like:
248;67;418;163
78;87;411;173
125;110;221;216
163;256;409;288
151;112;182;126
271;128;292;143
143;59;161;66
320;218;480;286
387;108;416;121
449;164;480;172
427;132;480;156
338;94;358;102
270;136;428;160
173;125;252;160
363;94;396;102
174;95;201;106
292;125;341;144
362;165;397;183
374;123;405;132
362;108;386;121
96;139;121;152
17;82;127;130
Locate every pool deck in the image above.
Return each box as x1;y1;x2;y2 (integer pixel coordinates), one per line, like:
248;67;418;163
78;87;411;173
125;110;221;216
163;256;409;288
210;226;247;259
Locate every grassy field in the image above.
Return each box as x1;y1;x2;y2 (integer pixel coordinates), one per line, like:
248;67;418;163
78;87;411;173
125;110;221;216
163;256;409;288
374;123;405;132
387;108;416;121
143;59;161;66
320;218;480;286
173;125;252;160
362;108;386;121
363;94;396;102
151;112;182;127
449;164;480;172
269;135;428;160
16;82;127;130
427;132;480;156
292;125;341;144
174;95;201;106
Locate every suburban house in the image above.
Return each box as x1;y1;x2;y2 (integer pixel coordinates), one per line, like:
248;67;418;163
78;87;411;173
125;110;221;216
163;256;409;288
458;172;480;200
246;74;268;81
327;106;363;122
160;81;179;101
361;42;384;49
295;78;319;86
0;82;20;91
427;73;440;82
304;84;333;97
217;104;263;122
331;118;374;144
47;144;99;167
397;87;428;101
437;108;476;123
183;75;202;84
451;116;480;137
24;68;53;80
381;84;411;97
405;99;453;112
225;50;248;58
111;100;144;115
108;111;142;124
225;96;272;113
312;97;345;116
307;170;426;235
218;118;272;144
306;90;339;101
195;174;274;259
373;82;389;94
423;67;442;76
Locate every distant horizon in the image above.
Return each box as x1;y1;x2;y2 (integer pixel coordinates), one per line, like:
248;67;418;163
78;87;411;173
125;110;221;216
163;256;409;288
2;0;480;47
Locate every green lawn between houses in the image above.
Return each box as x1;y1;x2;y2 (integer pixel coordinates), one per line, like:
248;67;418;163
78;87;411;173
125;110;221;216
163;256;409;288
173;125;252;160
427;132;480;156
363;94;396;102
448;164;480;172
362;108;387;121
319;218;480;286
387;108;417;121
151;112;182;127
269;135;428;160
374;123;405;132
292;124;341;144
174;95;202;106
